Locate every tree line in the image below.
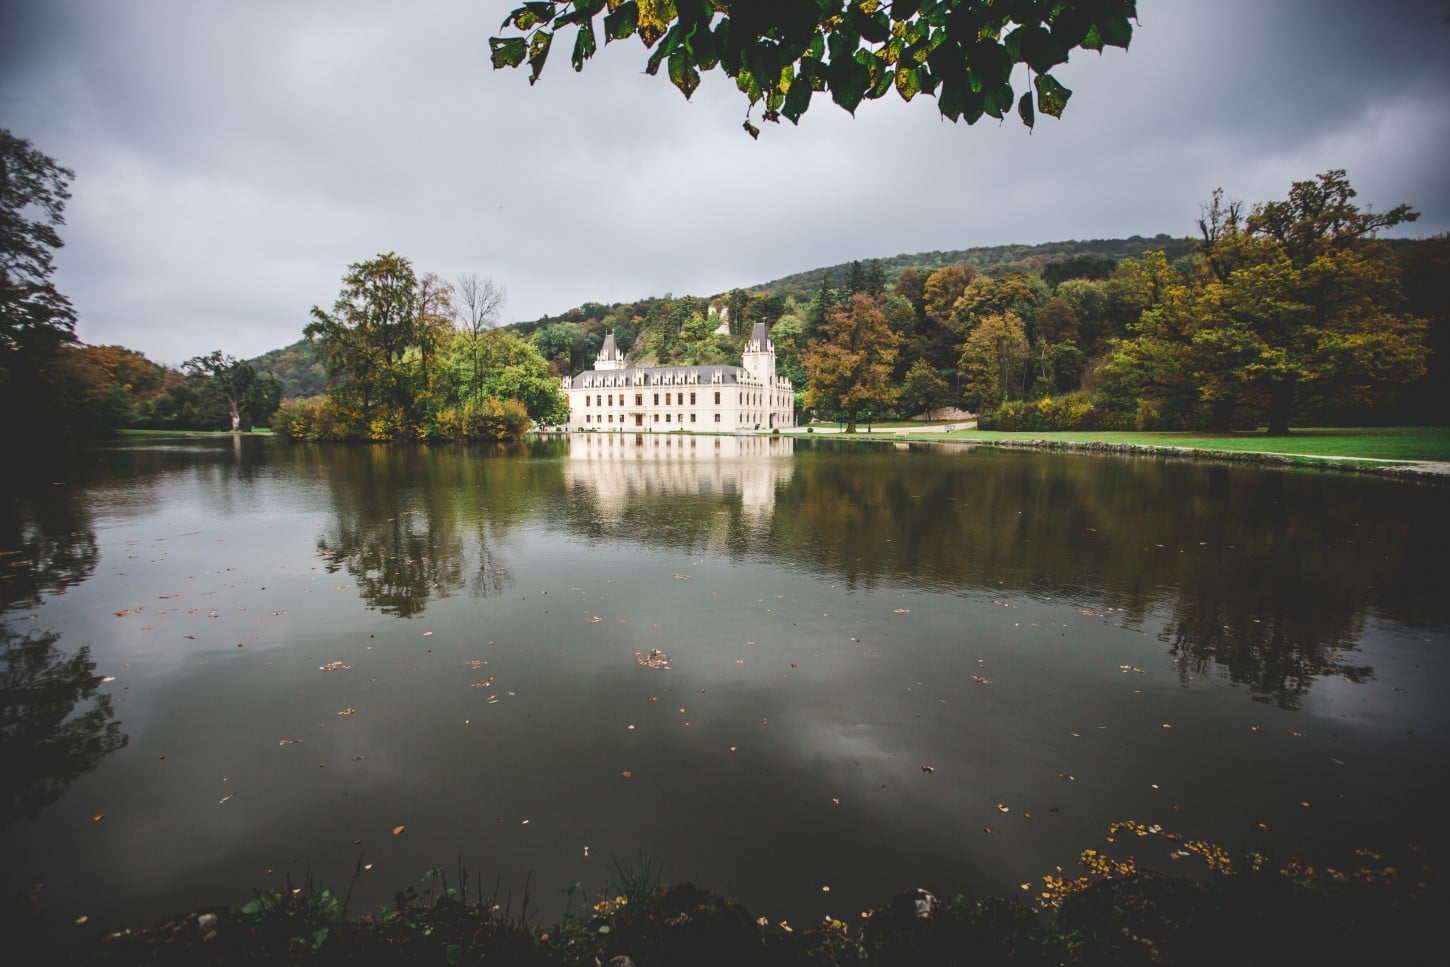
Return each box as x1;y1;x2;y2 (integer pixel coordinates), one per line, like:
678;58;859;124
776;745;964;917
280;253;566;443
522;171;1443;435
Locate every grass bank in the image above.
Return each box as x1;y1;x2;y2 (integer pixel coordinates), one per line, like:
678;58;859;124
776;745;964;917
911;426;1450;462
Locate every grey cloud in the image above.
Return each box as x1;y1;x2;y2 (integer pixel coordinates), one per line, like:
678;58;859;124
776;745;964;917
2;0;1446;362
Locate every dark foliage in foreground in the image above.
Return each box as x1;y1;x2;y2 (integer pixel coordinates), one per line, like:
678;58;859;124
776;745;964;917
4;863;1438;966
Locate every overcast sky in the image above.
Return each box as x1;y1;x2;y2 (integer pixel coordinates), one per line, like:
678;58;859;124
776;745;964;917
3;1;1447;364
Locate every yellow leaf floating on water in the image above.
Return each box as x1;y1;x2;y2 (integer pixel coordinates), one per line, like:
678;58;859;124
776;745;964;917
319;661;350;672
392;825;405;836
337;708;356;716
278;738;302;746
92;813;104;822
921;765;935;773
636;649;670;669
893;609;910;614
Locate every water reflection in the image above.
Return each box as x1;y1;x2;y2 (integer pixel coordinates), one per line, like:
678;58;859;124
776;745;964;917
0;488;99;613
309;445;562;615
0;625;129;828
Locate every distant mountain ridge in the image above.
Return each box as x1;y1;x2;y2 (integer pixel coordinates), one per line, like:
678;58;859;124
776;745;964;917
751;235;1194;300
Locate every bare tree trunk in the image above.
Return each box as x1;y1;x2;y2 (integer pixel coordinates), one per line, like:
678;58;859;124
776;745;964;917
1266;380;1294;436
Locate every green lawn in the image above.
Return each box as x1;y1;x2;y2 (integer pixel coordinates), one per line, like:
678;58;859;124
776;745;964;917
907;426;1450;463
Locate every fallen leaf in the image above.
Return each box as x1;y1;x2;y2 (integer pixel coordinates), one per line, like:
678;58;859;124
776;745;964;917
337;708;356;716
893;608;910;614
921;765;935;773
92;813;104;822
392;825;405;836
278;738;302;746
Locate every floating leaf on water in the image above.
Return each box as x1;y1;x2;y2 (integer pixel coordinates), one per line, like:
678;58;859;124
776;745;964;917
92;813;104;822
983;826;992;834
1289;730;1303;737
673;573;690;580
363;863;373;870
75;915;88;924
278;738;302;746
1162;723;1172;729
337;708;356;716
319;662;351;672
99;676;116;684
973;675;992;684
756;917;769;928
621;771;632;779
1020;882;1030;890
218;794;234;804
636;649;671;669
921;765;935;773
831;797;840;805
392;825;405;836
893;609;910;614
423;631;433;637
997;803;1009;813
821;885;830;892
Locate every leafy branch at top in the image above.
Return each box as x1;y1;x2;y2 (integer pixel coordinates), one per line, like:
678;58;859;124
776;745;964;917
489;1;1136;136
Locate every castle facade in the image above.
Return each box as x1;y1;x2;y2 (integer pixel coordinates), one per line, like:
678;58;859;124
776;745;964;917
562;323;795;432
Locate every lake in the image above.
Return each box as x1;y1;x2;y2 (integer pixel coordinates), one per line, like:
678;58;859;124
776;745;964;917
2;433;1447;932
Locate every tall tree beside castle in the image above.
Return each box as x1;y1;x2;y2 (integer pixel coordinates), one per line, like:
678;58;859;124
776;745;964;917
803;294;901;432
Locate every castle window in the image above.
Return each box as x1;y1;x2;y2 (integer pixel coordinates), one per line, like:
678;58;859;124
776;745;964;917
607;394;612;406
636;393;642;406
666;414;671;423
653;393;659;405
690;414;696;423
714;413;721;423
666;392;672;405
714;391;720;404
689;392;696;404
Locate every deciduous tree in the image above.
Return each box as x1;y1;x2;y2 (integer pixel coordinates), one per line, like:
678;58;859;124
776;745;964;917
803;292;900;432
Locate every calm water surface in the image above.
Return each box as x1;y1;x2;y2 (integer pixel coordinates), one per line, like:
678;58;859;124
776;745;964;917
2;434;1447;931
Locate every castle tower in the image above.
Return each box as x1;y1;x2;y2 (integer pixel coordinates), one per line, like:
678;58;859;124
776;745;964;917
742;321;774;384
595;331;626;371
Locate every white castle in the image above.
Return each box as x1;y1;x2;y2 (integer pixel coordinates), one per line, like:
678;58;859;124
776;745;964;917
562;322;795;432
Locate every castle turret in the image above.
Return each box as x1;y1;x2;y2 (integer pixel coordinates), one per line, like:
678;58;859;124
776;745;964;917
595;331;626;371
742;322;774;384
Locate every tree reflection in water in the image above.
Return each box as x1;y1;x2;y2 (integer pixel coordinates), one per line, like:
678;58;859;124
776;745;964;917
0;625;129;828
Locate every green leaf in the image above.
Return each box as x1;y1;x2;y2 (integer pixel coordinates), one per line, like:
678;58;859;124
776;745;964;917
572;22;598;71
783;71;814;122
1018;90;1034;128
489;36;529;70
894;65;922;102
829;59;871;114
527;30;553;84
604;3;639;42
311;927;329;951
1034;72;1072;117
668;48;700;98
1098;15;1134;49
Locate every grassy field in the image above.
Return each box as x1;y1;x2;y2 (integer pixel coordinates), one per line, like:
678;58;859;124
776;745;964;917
899;426;1450;463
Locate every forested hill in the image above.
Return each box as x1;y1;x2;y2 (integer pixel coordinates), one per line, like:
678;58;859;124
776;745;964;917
753;235;1194;301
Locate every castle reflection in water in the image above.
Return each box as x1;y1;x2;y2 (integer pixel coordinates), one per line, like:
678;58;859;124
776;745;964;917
564;432;795;520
